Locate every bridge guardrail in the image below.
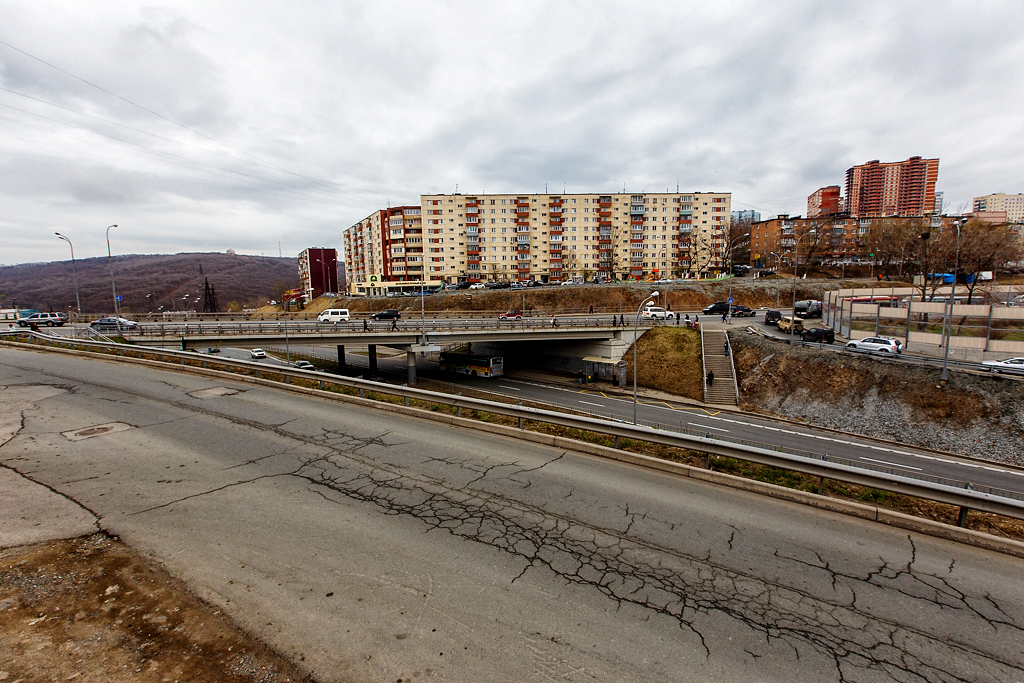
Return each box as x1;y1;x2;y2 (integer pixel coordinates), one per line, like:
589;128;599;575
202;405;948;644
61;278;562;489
4;328;1023;522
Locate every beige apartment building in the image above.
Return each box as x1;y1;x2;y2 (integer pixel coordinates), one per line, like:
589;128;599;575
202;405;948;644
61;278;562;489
343;191;729;290
973;193;1024;224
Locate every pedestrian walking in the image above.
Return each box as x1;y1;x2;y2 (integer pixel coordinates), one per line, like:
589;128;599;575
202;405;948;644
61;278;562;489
619;314;625;326
721;313;727;323
723;340;729;355
363;319;368;331
612;316;617;327
551;315;558;328
577;370;584;385
391;318;398;331
706;370;715;387
588;305;594;314
675;312;680;325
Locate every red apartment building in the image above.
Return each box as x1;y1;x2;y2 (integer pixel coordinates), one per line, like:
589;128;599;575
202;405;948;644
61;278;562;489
844;156;939;218
807;186;842;217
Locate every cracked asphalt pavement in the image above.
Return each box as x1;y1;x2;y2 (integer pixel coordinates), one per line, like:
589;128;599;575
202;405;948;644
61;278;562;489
2;345;1023;682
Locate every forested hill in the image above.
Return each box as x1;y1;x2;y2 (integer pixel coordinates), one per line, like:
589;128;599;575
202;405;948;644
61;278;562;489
0;252;299;313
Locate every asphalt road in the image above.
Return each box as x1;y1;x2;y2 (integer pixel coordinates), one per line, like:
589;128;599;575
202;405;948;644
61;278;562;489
293;343;1024;499
4;345;1022;682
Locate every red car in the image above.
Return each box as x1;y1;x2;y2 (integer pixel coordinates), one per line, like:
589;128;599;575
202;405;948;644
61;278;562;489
499;309;523;321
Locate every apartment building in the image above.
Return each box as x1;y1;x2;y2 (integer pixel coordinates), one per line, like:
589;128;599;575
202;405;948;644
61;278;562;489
807;186;842;217
844;156;939;217
417;191;731;285
297;248;338;302
342;205;424;286
973;193;1024;223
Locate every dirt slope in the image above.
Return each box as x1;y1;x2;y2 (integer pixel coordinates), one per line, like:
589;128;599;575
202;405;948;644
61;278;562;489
732;332;1024;464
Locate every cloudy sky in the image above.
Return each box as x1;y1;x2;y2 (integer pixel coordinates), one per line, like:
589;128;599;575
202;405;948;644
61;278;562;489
2;0;1022;266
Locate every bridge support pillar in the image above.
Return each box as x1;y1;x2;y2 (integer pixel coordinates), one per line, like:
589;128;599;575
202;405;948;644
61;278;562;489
406;350;417;385
368;344;378;376
336;344;345;373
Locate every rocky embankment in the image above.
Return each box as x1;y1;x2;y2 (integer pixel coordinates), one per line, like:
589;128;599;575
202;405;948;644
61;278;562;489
731;332;1024;464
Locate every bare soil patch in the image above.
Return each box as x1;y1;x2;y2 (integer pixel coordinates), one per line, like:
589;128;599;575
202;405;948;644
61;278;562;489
0;534;311;683
623;326;704;401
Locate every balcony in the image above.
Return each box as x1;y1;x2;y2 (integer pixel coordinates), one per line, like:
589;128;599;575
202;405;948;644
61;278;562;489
630;206;645;215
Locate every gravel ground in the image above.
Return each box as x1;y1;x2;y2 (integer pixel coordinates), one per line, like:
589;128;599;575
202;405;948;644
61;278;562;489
733;332;1024;465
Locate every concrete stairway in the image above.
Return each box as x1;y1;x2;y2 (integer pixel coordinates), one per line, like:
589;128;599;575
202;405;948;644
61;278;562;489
702;329;738;405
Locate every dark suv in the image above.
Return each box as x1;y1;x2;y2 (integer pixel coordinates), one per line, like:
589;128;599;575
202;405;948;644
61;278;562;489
369;309;401;320
801;327;835;344
764;310;782;326
730;305;756;317
702;301;731;315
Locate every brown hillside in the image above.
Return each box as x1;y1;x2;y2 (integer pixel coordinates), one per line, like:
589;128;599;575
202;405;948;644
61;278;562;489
0;253;298;314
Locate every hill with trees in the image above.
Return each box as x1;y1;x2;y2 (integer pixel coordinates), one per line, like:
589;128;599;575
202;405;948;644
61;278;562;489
0;252;299;314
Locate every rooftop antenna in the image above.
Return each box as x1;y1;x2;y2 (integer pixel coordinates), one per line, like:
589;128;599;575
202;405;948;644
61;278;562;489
677;177;680;193
563;182;566;193
278;242;282;258
545;183;548;193
455;183;458;194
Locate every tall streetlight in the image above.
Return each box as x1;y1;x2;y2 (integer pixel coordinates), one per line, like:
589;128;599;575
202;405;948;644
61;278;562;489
940;220;963;387
633;290;659;424
105;224;119;320
769;252;780;308
54;233;81;316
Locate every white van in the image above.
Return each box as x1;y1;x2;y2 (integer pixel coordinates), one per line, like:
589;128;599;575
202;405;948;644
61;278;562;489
317;308;350;323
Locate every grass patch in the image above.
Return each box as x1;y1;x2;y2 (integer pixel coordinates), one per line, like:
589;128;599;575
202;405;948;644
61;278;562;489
624;326;703;400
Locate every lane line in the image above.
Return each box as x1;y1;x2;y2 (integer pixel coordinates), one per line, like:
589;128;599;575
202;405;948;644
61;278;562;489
690;423;730;433
860;457;922;471
499;385;521;391
579;400;605;407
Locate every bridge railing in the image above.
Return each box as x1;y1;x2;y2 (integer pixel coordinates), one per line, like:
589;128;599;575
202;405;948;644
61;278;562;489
118;316;667;337
4;328;1022;522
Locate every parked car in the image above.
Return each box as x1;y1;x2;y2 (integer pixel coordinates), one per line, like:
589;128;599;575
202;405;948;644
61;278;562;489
776;316;804;334
250;348;267;358
17;312;68;327
800;327;835;343
369;309;401;320
845;337;901;354
640;306;672;320
90;317;138;331
764;310;782;326
560;280;577;286
469;283;486;290
730;305;756;317
499;309;523;321
702;301;731;315
317;308;350;323
294;360;315;370
655;278;673;284
982;357;1024;374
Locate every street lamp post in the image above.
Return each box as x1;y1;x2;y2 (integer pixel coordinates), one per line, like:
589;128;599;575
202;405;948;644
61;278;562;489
633;291;659;424
105;224;119;331
770;252;780;308
791;235;799;346
54;233;81;316
940;220;963;386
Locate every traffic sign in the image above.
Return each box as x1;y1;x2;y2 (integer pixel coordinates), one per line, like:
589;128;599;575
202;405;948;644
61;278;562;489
727;297;733;303
116;295;122;301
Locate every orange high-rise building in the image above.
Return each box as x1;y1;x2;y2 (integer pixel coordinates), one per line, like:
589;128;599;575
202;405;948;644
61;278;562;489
807;186;842;217
844;156;939;217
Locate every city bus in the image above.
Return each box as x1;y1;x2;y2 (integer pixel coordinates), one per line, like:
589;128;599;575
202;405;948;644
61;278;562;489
438;352;504;378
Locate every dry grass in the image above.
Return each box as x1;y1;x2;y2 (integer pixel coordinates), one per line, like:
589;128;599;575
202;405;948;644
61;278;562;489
624;327;704;401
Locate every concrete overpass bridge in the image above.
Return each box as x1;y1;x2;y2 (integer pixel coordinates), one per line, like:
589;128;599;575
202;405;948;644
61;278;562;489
122;318;641;383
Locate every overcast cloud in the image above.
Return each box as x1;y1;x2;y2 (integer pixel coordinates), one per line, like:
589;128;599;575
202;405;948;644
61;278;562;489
2;0;1022;265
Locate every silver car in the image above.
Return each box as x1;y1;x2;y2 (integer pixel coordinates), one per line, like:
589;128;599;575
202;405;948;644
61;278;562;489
845;337;901;354
982;357;1024;374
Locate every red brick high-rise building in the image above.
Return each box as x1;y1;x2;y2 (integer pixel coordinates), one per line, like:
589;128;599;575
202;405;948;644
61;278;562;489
844;156;939;217
807;186;842;217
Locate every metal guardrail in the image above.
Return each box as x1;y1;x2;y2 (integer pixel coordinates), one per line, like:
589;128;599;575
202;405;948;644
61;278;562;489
4;328;1024;521
117;316;648;338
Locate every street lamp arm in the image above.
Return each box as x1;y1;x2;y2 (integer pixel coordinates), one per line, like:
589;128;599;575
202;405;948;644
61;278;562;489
632;291;659;425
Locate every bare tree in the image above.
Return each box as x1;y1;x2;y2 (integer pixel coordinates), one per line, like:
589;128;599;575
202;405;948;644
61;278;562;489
868;217;922;275
956;221;1022;303
562;247;579;280
723;217;752;267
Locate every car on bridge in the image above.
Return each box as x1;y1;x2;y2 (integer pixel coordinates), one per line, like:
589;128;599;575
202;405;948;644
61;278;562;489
499;309;523;320
90;317;138;331
369;309;401;320
640;306;672;320
17;312;67;327
845;337;901;354
250;348;267;358
982;357;1024;374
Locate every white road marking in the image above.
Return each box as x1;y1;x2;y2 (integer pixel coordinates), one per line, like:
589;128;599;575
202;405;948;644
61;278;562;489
691;423;730;433
860;457;922;471
499;385;521;391
579;400;605;407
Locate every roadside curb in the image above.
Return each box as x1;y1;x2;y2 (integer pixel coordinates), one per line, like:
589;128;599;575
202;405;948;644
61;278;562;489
5;339;1024;560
